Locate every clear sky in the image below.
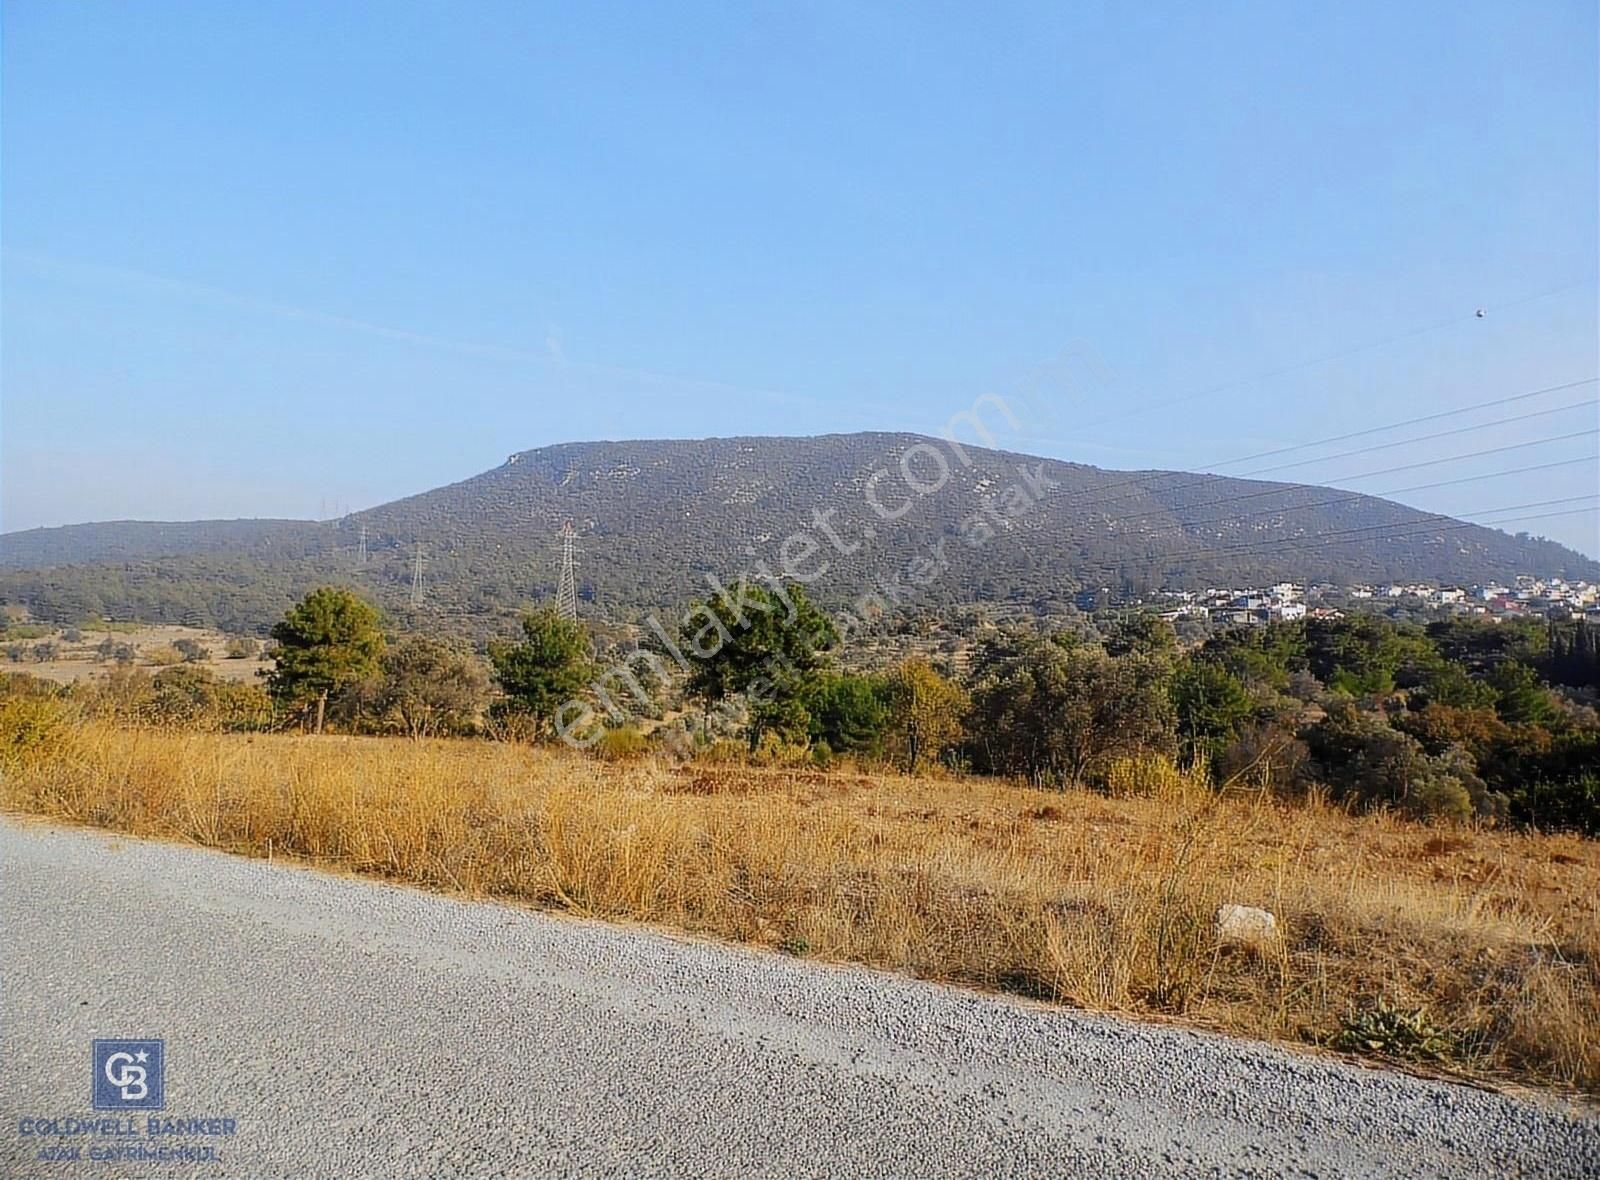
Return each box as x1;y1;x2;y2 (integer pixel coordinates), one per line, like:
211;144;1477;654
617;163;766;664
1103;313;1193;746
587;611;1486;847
4;1;1597;555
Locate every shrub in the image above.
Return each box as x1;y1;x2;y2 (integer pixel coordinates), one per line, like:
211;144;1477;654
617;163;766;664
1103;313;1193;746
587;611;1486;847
212;680;274;732
224;636;260;660
696;739;750;765
80;667;155;723
594;726;647;762
1101;752;1207;804
1512;771;1600;836
146;666;219;727
749;731;814;767
1214;721;1311;794
141;666;273;731
373;636;489;738
173;637;210;663
145;645;183;667
0;695;77;768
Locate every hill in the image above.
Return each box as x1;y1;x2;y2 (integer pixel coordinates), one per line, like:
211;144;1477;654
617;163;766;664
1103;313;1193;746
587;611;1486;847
2;432;1593;633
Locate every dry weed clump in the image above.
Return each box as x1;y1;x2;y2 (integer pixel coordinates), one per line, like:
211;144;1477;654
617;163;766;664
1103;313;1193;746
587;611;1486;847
2;721;1596;1095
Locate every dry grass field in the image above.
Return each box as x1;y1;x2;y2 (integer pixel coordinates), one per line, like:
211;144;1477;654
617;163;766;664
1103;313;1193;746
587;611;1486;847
3;719;1596;1097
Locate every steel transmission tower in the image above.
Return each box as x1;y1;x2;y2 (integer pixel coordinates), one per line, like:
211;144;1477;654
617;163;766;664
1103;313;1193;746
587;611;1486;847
555;521;578;621
357;525;367;567
410;542;425;608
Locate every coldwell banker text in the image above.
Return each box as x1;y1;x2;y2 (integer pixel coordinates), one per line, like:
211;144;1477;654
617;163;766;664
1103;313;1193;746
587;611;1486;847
18;1116;236;1164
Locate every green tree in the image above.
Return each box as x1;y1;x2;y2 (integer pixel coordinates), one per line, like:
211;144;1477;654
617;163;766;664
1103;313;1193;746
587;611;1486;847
804;672;889;756
1548;618;1600;689
679;582;835;750
1103;614;1177;659
1199;622;1307;693
885;658;967;773
1414;661;1498;710
1488;660;1555;726
747;692;813;752
1426;617;1546;674
969;638;1174;786
1171;657;1254;768
1306;616;1404;695
267;587;386;732
487;608;593;738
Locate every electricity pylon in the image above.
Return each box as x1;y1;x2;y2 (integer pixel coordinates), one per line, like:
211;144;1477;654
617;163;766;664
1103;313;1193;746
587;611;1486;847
555;521;578;621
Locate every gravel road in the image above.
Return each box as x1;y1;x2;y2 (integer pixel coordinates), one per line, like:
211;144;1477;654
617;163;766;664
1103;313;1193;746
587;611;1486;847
3;818;1596;1178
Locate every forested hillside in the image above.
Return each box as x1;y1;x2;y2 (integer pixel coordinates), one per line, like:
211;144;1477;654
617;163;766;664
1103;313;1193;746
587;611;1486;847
2;433;1593;632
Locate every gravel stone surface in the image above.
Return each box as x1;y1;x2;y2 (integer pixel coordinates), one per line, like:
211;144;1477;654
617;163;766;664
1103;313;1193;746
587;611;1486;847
3;819;1597;1178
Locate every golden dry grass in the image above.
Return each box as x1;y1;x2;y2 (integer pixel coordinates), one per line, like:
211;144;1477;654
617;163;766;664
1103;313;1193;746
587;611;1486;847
4;720;1597;1095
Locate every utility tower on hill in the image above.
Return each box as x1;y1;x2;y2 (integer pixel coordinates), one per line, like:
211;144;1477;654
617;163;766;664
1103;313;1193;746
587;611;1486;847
555;521;578;621
410;542;425;608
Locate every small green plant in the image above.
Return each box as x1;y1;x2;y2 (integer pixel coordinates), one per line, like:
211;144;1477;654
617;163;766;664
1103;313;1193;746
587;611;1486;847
779;936;811;957
1335;997;1457;1063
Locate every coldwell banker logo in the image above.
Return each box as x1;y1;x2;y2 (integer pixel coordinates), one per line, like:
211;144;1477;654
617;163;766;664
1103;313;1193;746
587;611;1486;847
92;1039;165;1110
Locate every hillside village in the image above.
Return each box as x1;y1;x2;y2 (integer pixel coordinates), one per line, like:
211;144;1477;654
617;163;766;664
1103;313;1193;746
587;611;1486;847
1147;575;1600;628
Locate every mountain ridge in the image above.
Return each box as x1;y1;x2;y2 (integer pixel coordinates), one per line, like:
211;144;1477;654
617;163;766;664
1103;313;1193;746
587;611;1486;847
2;432;1593;632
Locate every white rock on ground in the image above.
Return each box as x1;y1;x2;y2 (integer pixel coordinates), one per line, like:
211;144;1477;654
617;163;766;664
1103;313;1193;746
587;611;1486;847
1217;903;1280;950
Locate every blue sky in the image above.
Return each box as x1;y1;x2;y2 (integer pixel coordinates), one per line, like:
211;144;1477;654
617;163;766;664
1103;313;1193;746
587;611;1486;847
4;1;1597;555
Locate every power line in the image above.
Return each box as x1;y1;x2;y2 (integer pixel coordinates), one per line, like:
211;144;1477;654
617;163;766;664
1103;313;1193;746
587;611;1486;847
1025;377;1597;530
1207;378;1598;471
1085;450;1599;537
1092;427;1598;527
1286;428;1597;486
1232;398;1594;480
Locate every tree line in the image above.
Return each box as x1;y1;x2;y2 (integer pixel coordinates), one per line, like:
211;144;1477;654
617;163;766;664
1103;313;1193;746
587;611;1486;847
12;584;1598;835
